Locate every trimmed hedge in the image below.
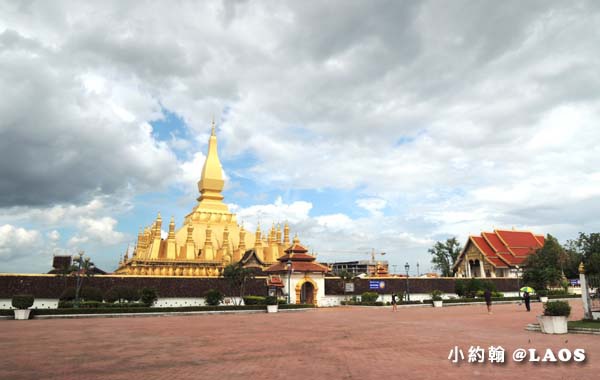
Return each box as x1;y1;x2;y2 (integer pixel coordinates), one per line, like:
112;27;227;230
544;300;571;317
31;305;268;315
12;294;34;309
279;304;316;309
25;303;317;316
243;296;266;305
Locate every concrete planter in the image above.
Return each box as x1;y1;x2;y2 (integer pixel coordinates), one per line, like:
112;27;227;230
537;315;568;334
592;311;600;321
267;305;278;313
433;300;443;308
539;296;548;303
14;309;31;320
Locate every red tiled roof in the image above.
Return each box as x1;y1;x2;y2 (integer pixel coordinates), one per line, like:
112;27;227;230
265;261;329;273
481;232;509;253
277;253;315;262
267;276;284;287
457;229;545;269
534;234;545;245
495;230;543;252
470;236;509;268
284;243;309;254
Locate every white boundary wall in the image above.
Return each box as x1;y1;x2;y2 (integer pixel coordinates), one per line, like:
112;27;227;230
0;298;59;309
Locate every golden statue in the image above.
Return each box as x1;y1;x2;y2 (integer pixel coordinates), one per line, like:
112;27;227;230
115;121;295;276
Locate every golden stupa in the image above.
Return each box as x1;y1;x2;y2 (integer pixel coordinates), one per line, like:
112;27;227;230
114;121;294;277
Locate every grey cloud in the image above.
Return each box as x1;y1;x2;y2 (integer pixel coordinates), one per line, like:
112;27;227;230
0;29;177;207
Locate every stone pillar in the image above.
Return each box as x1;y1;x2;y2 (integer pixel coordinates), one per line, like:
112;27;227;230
579;262;593;320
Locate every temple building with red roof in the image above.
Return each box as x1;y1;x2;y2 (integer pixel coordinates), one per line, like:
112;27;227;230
453;229;545;278
265;236;329;305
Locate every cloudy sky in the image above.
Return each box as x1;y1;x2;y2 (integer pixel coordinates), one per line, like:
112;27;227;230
1;1;599;274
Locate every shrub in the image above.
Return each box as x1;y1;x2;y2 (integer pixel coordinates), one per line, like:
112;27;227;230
104;287;140;304
456;279;496;298
59;287;76;301
360;292;379;303
243;296;266;305
548;289;568;296
374;301;384;306
12;294;34;309
81;287;103;302
79;301;103;308
537;289;548;297
140;288;158;307
492;291;504;298
543;300;571;317
431;290;443;301
277;298;287;305
205;289;223;306
265;296;278;305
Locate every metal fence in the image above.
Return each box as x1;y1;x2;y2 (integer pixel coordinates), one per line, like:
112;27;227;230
587;274;600;312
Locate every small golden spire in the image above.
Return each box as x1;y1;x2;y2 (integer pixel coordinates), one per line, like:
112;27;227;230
211;117;216;136
579;262;585;274
168;216;175;239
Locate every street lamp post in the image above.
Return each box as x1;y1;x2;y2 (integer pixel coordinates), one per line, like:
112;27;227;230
286;259;292;304
405;262;410;302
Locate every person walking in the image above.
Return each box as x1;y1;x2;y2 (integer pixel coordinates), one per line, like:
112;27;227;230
484;289;492;314
523;291;531;312
391;292;398;312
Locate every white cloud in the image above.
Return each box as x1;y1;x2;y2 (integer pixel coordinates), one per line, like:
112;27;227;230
0;224;41;260
356;198;387;216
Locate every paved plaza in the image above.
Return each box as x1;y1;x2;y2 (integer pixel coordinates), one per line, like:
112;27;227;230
1;300;597;380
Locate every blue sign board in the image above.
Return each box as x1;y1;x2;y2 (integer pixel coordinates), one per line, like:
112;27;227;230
569;279;580;286
369;280;386;290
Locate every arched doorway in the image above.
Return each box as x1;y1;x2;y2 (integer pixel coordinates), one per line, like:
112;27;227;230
301;282;315;304
295;278;319;305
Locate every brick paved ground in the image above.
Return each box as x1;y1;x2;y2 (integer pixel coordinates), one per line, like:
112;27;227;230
1;300;597;380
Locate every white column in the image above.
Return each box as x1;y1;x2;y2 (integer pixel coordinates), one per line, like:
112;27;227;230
580;267;593;320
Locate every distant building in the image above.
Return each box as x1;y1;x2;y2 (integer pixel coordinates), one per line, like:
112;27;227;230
453;229;544;278
327;260;389;276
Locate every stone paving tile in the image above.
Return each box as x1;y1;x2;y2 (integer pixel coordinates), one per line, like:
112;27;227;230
0;300;597;380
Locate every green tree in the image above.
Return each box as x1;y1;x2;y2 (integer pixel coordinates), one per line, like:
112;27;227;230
140;288;158;307
522;234;564;291
205;289;223;306
429;237;462;277
565;232;600;276
223;263;255;305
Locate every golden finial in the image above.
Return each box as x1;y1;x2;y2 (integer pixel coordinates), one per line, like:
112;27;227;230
157;212;162;220
579;262;585;274
211;117;216;136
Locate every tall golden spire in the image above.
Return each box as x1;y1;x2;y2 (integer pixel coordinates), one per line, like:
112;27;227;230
196;120;227;211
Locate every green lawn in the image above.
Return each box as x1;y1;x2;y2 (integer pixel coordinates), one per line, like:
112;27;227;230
568;320;600;329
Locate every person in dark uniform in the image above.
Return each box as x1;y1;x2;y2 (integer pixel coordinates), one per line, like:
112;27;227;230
484;289;492;314
391;292;398;312
523;291;531;312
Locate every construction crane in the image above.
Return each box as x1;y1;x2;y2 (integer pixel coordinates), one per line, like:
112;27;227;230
369;248;386;263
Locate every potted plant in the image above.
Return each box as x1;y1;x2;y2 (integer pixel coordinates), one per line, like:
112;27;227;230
537;300;570;334
12;294;34;320
431;290;443;308
537;289;549;303
265;296;278;313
